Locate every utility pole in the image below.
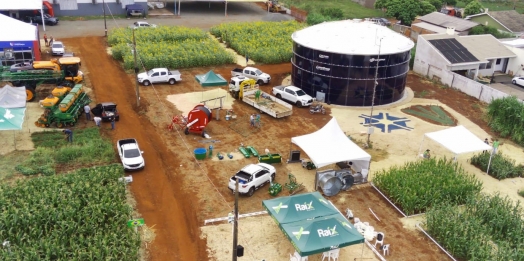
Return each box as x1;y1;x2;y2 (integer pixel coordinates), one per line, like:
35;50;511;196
103;0;107;37
367;38;385;146
232;179;239;261
132;29;140;107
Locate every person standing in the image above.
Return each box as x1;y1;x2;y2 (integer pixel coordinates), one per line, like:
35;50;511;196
84;104;91;121
94;116;102;127
249;114;255;128
49;36;54;46
492;139;500;154
255;114;261;128
63;129;73;143
423;149;431;159
44;33;48;47
483;138;489;153
110;116;115;130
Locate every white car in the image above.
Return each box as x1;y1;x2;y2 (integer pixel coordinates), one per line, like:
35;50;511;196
129;21;157;29
512;76;524;87
228;163;276;197
51;41;65;56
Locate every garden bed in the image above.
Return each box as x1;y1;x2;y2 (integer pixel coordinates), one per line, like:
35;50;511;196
401;105;457;126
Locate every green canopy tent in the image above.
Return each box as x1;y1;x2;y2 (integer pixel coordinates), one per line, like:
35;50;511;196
280;213;365;256
0;107;26;130
262;192;339;224
195;70;227;87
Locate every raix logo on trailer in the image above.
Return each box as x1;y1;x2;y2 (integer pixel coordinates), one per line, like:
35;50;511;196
295;201;314;211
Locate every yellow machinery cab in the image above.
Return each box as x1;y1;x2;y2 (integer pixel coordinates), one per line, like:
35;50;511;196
41;95;60;108
58;57;83;84
51;86;72;98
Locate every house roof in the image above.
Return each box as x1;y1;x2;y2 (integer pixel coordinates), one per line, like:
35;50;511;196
488;11;524;33
418;12;479;32
421;34;516;64
412;22;459;34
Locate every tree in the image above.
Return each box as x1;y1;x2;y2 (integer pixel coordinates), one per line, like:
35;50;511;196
469;25;514;39
464;1;484;16
428;0;444;11
420;1;437;16
375;0;422;25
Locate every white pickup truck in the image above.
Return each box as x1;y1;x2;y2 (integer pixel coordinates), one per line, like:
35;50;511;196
231;67;271;85
137;68;182;86
117;139;145;171
228;163;276;197
128;21;157;29
272;85;314;107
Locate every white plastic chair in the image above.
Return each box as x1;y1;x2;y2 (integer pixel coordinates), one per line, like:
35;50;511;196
290;253;298;261
345;208;354;219
353;217;360;224
294;251;308;261
382;244;390;256
374;232;385;248
329;249;340;261
321;251;330;261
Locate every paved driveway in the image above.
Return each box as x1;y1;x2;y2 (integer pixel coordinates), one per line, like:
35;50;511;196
38;2;270;38
490;74;524;100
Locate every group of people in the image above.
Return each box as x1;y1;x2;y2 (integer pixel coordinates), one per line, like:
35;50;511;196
249;114;261;128
62;105;116;143
43;33;54;47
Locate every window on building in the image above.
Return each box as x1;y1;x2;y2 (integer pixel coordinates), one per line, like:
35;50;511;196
60;0;79;11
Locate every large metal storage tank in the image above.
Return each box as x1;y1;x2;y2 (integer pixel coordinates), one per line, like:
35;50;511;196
291;19;414;106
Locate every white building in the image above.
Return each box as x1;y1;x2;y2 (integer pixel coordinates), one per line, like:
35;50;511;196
413;28;516;83
500;39;524;77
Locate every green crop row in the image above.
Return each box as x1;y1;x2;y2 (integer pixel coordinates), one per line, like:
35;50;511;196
108;26;235;70
15;128;115;176
0;164;140;260
470;152;524;180
108;26;207;46
426;194;524;260
373;158;482;215
487;96;524;146
210;21;305;64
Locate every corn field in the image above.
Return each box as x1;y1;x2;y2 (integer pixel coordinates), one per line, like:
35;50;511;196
108;26;235;70
373;158;482;215
470;152;524;180
487;96;524;146
0;164;140;260
210;21;305;64
426;194;524;260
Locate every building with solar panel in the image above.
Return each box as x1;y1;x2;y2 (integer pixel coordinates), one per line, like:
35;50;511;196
413;29;516;86
291;19;414;106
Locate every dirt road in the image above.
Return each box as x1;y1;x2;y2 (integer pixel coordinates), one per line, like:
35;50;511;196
67;36;207;261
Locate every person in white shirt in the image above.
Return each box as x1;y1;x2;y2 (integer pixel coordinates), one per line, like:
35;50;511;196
84;104;91;121
94;116;102;127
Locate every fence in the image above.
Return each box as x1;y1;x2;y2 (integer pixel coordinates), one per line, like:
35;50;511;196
422;64;512;103
391;24;419;42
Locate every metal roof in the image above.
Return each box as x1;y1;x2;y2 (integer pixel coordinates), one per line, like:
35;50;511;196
428;39;479;64
292;19;414;55
488;10;524;33
412;22;458;34
418;12;479;32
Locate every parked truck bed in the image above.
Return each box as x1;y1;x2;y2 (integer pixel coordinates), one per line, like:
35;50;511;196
243;89;292;118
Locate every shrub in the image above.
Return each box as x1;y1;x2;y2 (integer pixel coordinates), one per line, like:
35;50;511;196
470;152;524;180
486;96;524;146
319;7;344;19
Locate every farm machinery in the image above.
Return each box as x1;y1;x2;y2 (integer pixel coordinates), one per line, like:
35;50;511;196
0;57;83;101
168;104;213;137
266;0;286;13
34;84;91;128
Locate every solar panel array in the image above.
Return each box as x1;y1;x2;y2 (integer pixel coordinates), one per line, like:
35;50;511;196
428;38;479;64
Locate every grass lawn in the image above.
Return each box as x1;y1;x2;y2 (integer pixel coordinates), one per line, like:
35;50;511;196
0;151;30;182
456;1;524;14
279;0;384;19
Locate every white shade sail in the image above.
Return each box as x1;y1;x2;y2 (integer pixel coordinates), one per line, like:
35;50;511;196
291;118;371;169
0;14;38;41
0;0;43;10
424;125;491;155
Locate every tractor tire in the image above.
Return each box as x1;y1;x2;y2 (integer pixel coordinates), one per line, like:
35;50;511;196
168;78;176;85
26;88;36;102
143;80;151;86
45;123;50;128
56;122;65;128
295;101;302;108
184;128;189;135
247;187;255;197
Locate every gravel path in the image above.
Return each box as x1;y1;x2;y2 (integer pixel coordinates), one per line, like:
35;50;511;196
38;2;271;38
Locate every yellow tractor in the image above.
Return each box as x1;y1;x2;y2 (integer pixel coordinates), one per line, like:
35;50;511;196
33;57;83;84
266;0;284;13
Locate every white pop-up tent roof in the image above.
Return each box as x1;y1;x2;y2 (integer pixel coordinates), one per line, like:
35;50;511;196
291;118;371;169
423;125;491;155
0;0;43;10
0;14;38;41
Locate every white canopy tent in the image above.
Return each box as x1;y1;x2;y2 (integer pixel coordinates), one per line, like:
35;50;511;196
421;125;491;155
0;14;38;42
291;118;371;172
0;0;46;31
